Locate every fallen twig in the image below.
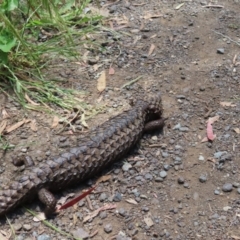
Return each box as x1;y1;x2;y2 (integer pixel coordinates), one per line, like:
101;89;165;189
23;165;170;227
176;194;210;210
121;76;143;89
83;204;116;223
203;5;224;8
212;30;240;47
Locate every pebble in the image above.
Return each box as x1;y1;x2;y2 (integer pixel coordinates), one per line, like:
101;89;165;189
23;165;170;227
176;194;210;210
151;136;158;141
104;224;113;233
178;177;185;184
217;48;225;54
99;211;107;219
13;223;22;231
173;123;181;130
237;188;240;194
179;127;189;132
161;152;169;158
199;174;207;183
198;155;205;161
118;208;126;217
23;224;32;231
214;190;220;195
163;164;170;171
37;234;51;240
214;151;227;159
144;173;153;180
122;162;132;171
99;193;108;202
222;183;233;192
72;228;89;239
113;192;122;202
159;171;167;178
155;177;164;182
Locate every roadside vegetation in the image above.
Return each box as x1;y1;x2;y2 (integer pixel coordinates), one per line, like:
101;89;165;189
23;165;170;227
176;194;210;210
0;0;103;111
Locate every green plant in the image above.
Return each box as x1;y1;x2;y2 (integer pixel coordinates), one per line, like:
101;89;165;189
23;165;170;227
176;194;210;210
0;0;103;111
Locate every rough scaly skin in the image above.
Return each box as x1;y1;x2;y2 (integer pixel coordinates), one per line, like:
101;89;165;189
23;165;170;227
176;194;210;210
0;93;163;216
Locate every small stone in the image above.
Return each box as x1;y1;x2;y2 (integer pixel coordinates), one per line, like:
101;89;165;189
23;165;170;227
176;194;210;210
198;155;205;161
237;188;240;194
223;206;231;211
161;152;169;158
199;174;207;183
173;123;181;130
214;190;220;195
144;173;153;180
214;151;227;159
217;48;225;54
179;127;189;132
176;95;186;99
104;224;112;233
155;177;164;182
178;177;185;184
37;234;51;240
233;182;240;188
23;224;32;231
199;86;205;91
13;223;22;231
99;193;108;202
163;164;170;171
122;162;132;172
99;211;107;219
72;228;89;239
152;136;158;141
222;183;233;192
159;171;167;178
118;208;126;217
113;192;122;202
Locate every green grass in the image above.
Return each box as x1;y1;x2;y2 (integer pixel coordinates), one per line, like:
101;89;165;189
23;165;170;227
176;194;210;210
0;0;104;112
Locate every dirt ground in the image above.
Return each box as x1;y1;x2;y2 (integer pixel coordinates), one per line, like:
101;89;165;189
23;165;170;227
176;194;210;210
0;0;240;239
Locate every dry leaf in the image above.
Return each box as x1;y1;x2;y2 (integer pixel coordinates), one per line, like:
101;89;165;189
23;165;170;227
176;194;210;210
109;67;115;75
25;93;40;106
52;116;59;128
0;231;9;240
97;71;106;92
175;3;185;10
93;64;101;71
57;193;75;206
220;102;236;107
33;212;47;221
83;204;116;223
126;198;138;205
148;44;155;56
201;136;209;143
97;175;112;184
30;119;37;132
234;128;240;134
82;51;89;63
231;235;240;240
80;113;88;128
207;115;219;124
2;109;10;119
144;216;154;227
150;34;157;39
5;119;26;133
89;6;109;17
143;13;162;20
0;119;7;135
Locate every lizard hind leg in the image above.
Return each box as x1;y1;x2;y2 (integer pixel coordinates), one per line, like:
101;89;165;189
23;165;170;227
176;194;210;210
38;188;57;216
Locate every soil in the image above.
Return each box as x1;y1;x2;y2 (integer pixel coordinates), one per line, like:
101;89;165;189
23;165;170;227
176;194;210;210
0;0;240;239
